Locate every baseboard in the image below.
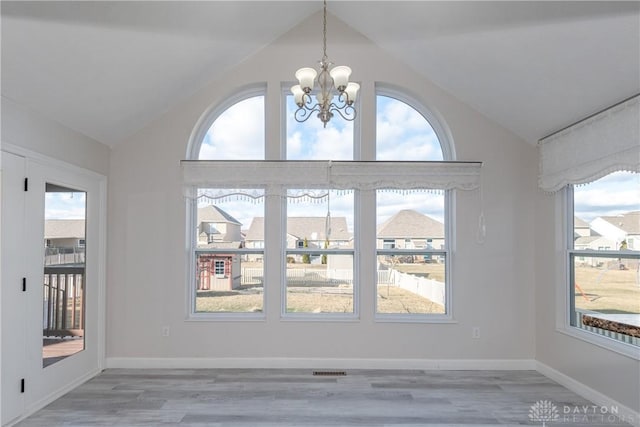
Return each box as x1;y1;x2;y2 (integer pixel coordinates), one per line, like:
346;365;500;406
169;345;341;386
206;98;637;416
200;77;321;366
106;356;536;371
536;361;640;427
6;368;101;427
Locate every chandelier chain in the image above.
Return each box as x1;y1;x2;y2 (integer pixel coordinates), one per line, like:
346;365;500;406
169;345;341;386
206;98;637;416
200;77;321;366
322;0;328;61
290;0;359;127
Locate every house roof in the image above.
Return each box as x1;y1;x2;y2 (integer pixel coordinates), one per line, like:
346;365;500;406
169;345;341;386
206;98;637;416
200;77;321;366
197;206;241;226
45;219;85;239
2;2;637;146
377;210;444;239
598;211;640;235
574;217;590;228
245;217;351;242
574;236;611;246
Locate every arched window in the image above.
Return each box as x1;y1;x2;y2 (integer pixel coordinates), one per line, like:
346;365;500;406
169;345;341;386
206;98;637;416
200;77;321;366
198;96;265;160
183;84;479;320
188;90;266;316
374;90;452;317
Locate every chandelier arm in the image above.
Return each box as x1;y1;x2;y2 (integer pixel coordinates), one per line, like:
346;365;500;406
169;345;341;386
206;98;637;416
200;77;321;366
330;104;357;121
294;105;321;123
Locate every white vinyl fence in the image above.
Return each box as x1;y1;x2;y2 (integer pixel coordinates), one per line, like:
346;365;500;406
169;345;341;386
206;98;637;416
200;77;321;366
379;268;445;306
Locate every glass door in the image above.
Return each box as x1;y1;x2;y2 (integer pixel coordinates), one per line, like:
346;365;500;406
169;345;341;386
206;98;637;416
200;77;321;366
42;183;87;367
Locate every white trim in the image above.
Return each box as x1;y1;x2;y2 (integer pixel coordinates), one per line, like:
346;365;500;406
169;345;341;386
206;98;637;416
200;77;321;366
0;145;107;423
536;361;640;427
4;368;102;427
561;187;639;359
106;357;535;371
556;325;640;361
2;143;105;181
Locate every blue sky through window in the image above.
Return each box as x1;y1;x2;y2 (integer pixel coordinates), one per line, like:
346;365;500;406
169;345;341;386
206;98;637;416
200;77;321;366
574;171;639;223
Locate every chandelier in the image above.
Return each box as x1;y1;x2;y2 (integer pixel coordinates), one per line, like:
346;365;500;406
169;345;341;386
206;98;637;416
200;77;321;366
291;0;359;127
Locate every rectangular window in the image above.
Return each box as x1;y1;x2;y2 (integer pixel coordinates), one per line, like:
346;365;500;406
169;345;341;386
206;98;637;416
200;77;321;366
285;189;355;316
193;188;264;315
383;239;395;249
376;189;447;316
569;171;639;348
214;260;225;277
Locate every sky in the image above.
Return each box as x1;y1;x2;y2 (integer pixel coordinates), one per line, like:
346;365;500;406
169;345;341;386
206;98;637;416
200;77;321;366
45;191;86;220
198;95;447;232
573;171;639;223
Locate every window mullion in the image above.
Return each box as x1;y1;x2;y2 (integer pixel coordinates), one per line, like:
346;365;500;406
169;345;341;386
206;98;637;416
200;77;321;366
264;185;284;320
359;189;376;322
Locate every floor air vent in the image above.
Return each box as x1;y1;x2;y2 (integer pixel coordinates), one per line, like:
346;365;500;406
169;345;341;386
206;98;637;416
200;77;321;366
313;371;346;376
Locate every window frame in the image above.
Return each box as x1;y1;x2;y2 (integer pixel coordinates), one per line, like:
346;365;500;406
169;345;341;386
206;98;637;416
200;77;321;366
374;189;454;322
185;83;468;323
282;188;358;320
559;187;639;359
185;84;267;321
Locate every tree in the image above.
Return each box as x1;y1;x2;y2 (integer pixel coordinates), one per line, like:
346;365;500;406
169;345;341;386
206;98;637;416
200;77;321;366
321;239;329;264
302;238;310;264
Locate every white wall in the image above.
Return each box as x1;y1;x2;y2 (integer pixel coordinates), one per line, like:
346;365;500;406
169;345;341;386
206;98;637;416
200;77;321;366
106;13;537;365
535;192;640;413
1;96;110;175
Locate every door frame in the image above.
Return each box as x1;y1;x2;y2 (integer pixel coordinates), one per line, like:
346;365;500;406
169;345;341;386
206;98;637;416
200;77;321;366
1;143;107;425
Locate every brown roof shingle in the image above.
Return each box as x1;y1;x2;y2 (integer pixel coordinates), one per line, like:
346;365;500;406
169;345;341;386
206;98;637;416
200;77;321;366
377;210;444;239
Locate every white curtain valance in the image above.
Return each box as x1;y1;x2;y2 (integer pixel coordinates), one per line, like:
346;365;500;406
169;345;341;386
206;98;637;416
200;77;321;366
181;160;482;198
538;95;640;192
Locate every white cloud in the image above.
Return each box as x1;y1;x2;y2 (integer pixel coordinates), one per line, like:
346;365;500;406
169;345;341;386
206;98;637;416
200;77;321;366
199;96;265;160
45;193;86;219
574;171;640;221
376;96;443;161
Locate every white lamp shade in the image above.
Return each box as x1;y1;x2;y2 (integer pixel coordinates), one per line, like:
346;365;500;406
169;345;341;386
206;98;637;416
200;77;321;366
291;85;305;105
330;66;351;90
295;67;317;91
344;82;360;104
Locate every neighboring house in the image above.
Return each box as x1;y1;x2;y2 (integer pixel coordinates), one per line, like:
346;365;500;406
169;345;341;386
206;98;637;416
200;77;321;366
44;219;86;266
590;211;640;250
45;219;85;249
197;205;242;247
376;209;444;252
574;217;591;238
574;236;616;251
245;216;351;263
573;236;617;267
196;206;243;291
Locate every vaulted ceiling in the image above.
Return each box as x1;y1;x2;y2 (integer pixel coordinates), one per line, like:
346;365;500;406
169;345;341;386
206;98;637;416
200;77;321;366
2;1;638;147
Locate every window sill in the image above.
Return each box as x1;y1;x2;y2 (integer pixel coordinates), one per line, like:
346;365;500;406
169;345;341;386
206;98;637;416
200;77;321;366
375;314;456;324
187;312;266;322
280;313;359;322
556;325;640;360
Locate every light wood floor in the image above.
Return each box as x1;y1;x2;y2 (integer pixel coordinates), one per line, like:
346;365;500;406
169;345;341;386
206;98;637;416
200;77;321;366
16;369;633;426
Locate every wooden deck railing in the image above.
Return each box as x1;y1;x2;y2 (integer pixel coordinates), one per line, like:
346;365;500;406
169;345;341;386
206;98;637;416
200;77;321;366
43;266;84;338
